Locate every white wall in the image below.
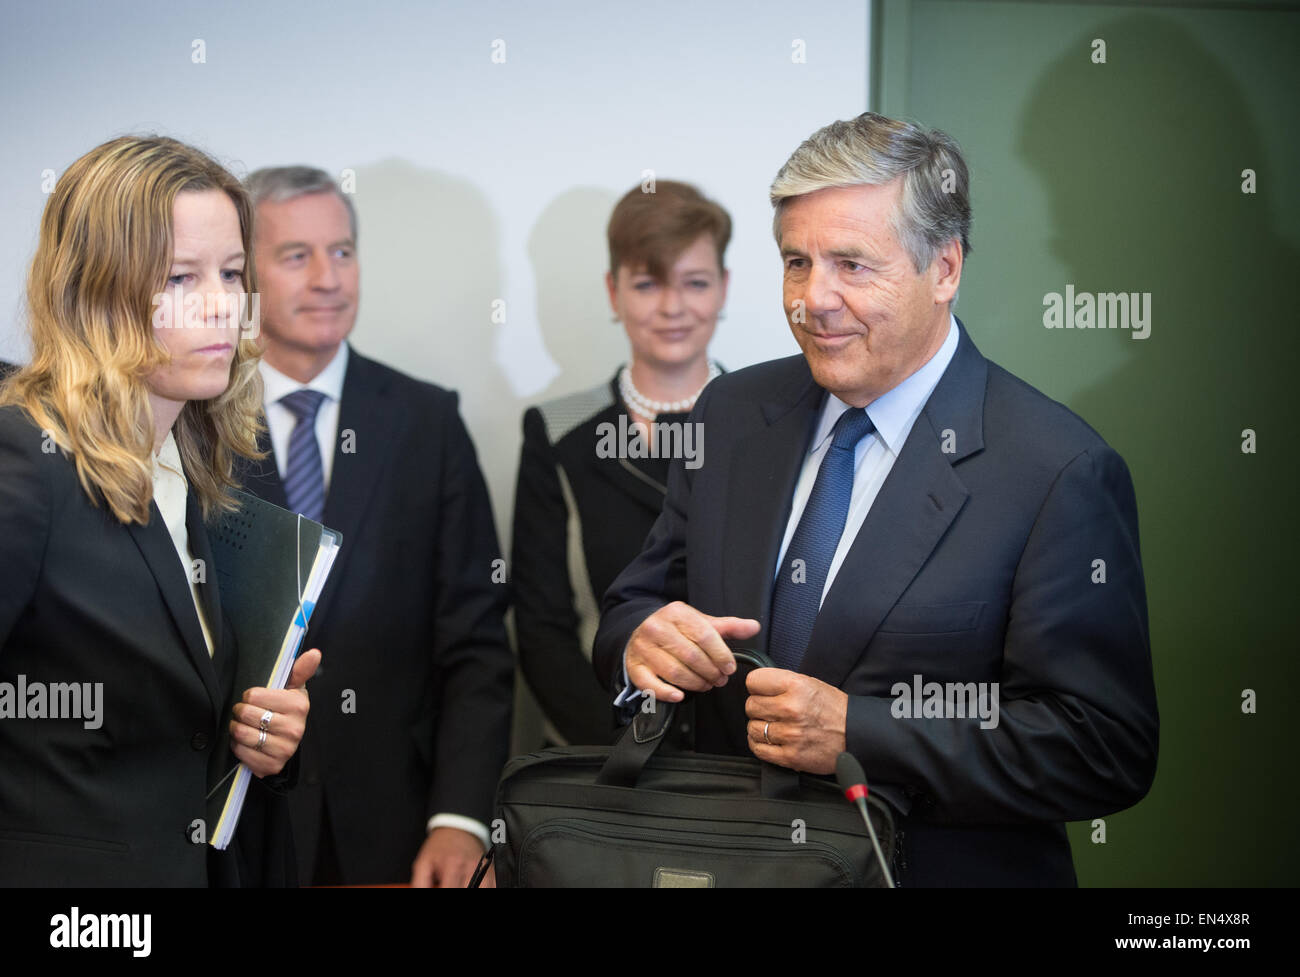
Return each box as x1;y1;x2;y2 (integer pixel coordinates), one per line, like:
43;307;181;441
0;0;869;543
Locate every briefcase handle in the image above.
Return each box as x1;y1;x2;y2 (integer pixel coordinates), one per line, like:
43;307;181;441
596;648;802;800
729;648;773;671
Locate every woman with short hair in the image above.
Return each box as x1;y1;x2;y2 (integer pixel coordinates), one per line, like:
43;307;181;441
512;180;729;746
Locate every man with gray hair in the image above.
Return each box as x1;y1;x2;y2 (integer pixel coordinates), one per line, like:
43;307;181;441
594;112;1158;886
238;166;513;886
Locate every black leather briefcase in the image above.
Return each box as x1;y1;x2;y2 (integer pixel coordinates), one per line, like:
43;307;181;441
483;654;896;888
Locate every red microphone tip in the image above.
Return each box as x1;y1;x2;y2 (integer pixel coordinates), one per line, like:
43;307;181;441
843;783;868;803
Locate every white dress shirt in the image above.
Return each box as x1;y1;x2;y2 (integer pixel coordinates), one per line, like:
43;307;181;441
774;312;959;603
258;341;488;851
152;430;215;657
258;342;349;489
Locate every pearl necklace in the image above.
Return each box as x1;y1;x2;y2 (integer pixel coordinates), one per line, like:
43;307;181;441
619;361;721;417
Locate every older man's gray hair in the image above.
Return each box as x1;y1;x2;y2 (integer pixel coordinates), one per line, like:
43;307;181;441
770;112;971;275
245;165;358;242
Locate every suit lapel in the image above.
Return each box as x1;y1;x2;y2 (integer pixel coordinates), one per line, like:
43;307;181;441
312;353;393;628
584;412;672;514
799;416;969;686
241;422;289;510
799;319;988;687
610;457;671;511
721;359;824;652
186;491;223;660
125;503;224;719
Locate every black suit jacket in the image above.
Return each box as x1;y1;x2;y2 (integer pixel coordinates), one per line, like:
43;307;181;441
238;349;514;884
594;320;1159;887
512;371;688;746
0;404;295;886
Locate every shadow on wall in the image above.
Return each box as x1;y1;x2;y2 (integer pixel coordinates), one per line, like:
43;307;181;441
350;158;521;538
352;169;632;537
1017;12;1298;885
527;185;626;404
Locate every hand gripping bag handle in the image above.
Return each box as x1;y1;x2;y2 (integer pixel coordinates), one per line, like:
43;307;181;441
596;648;801;800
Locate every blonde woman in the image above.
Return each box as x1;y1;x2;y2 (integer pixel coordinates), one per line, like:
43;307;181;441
0;136;319;886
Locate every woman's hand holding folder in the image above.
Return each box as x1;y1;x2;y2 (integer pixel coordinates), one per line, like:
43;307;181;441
228;648;322;777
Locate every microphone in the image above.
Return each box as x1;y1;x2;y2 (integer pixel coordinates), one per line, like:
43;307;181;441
836;752;896;889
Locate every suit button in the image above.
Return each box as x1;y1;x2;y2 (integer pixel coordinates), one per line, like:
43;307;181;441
679;723;692;736
305;773;320;786
191;732;209;751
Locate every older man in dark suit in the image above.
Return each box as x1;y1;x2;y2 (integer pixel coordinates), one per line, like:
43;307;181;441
594;112;1158;887
239;167;513;887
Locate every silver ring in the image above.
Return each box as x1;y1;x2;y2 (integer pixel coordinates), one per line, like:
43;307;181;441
259;709;273;731
763;721;771;745
256;728;267;751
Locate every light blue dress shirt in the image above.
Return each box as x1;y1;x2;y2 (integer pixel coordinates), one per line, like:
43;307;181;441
616;312;959;704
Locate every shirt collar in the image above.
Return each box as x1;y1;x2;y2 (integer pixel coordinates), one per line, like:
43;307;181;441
258;341;349;407
809;312;959;456
153;428;186;482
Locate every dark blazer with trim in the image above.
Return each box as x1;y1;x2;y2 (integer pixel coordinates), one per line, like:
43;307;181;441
512;370;688;746
593;320;1159;887
237;349;514;884
0;404;294;887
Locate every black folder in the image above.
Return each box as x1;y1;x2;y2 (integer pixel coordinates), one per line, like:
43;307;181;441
204;489;341;849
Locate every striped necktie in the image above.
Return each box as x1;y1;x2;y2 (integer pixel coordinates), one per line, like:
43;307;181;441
768;406;876;671
279;389;328;523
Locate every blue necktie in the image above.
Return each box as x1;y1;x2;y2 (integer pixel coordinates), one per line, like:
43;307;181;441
768;406;876;671
279;389;328;523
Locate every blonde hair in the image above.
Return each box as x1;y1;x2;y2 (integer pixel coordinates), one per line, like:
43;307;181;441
0;135;265;524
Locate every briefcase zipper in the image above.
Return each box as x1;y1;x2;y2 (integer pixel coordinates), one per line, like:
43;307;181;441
519;817;868;887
